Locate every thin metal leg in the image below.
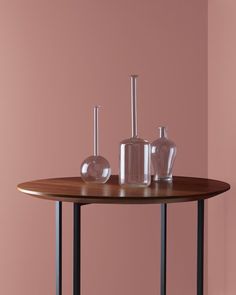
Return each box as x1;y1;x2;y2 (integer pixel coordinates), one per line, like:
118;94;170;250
161;203;167;295
197;200;204;295
56;201;62;295
73;203;81;295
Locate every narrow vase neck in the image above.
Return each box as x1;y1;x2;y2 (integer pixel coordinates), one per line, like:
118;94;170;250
131;75;138;138
159;127;167;138
94;106;99;156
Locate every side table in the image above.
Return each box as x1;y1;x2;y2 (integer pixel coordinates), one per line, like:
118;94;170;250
17;175;230;295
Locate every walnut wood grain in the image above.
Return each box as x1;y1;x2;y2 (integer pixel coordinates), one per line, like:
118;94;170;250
17;175;230;204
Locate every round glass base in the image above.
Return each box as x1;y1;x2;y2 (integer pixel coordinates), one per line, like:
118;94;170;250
80;155;111;184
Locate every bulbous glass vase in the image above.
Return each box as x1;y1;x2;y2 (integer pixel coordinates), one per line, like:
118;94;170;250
80;105;111;184
80;155;111;183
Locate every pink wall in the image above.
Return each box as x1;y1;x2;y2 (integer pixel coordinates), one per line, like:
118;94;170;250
0;1;207;294
208;0;236;294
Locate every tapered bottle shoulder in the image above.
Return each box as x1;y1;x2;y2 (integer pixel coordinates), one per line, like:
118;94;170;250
120;136;150;146
151;137;176;148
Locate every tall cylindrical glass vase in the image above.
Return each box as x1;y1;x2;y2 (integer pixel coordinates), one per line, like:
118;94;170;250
119;75;151;187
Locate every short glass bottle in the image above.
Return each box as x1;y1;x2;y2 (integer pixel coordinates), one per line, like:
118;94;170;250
151;127;176;181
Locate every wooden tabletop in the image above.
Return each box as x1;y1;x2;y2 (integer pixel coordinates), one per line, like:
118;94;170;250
17;175;230;204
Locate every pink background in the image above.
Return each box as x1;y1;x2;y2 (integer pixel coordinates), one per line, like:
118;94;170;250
208;0;236;294
7;0;236;295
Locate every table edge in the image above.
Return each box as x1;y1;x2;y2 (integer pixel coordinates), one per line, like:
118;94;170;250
17;184;230;204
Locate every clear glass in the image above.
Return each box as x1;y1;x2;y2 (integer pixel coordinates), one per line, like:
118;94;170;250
119;75;151;187
151;126;176;181
120;137;150;186
80;106;111;184
80;155;111;183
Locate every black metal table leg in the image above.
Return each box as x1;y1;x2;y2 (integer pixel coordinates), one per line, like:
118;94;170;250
197;200;204;295
56;201;62;295
161;203;167;295
73;203;81;295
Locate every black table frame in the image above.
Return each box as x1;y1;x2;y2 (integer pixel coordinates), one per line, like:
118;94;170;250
55;200;205;295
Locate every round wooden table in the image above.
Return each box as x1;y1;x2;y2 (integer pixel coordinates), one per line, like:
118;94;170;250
17;175;230;295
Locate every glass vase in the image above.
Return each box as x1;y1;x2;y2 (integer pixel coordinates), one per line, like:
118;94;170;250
119;75;151;187
80;106;111;183
151;126;176;181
